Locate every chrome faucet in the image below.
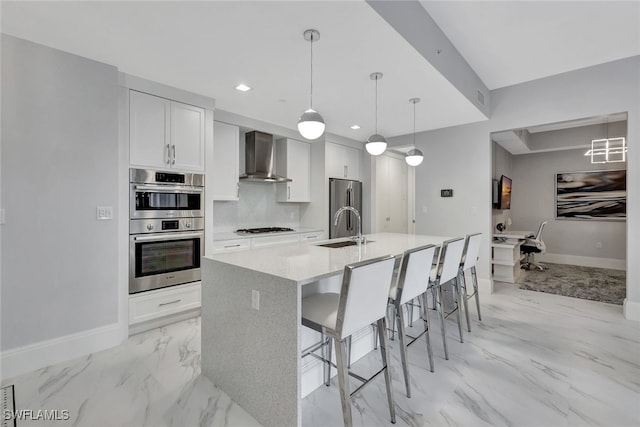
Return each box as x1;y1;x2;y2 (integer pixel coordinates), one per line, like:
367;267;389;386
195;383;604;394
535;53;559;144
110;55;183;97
334;206;363;246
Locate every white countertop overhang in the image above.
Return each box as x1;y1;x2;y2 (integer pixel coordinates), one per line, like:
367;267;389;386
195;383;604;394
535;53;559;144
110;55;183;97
205;232;451;285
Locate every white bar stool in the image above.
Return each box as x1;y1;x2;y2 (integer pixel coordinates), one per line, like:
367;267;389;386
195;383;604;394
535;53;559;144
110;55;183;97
429;237;466;360
388;244;437;397
301;255;397;427
459;232;483;332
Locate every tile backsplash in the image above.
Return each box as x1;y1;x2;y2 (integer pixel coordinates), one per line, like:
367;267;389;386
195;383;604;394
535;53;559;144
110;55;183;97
213;182;300;232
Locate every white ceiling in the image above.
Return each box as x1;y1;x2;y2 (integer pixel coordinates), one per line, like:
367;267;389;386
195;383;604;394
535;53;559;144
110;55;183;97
2;1;639;142
420;0;640;90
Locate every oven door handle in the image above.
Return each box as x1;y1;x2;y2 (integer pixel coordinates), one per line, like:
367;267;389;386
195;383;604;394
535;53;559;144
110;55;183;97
133;184;203;193
133;232;203;242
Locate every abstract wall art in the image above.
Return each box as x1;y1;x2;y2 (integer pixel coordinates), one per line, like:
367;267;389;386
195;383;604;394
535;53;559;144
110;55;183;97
556;170;626;220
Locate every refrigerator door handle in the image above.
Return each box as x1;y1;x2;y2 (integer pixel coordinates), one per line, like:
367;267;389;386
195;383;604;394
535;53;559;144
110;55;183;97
346;188;352;230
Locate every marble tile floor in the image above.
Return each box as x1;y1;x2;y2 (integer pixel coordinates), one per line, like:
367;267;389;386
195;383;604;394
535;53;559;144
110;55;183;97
2;283;639;427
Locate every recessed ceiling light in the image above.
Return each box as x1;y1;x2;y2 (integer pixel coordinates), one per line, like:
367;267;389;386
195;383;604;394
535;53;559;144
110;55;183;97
350;125;360;130
235;84;252;92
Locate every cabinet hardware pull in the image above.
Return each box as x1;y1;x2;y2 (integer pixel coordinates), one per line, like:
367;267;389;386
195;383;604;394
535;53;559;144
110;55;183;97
344;165;348;178
166;144;171;164
306;236;316;239
159;299;182;307
171;145;176;165
224;244;241;248
288;186;291;200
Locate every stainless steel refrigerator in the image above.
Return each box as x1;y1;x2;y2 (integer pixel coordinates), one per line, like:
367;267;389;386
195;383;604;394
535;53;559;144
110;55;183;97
329;178;363;238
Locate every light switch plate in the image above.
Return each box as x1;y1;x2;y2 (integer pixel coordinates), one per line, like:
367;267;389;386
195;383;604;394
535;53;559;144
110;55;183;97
96;206;113;220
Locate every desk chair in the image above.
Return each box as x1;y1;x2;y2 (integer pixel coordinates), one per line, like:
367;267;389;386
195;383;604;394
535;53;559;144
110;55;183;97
521;221;548;270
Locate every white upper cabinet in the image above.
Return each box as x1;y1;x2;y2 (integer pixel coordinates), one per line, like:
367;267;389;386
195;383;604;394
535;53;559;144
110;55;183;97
326;141;361;180
276;138;311;202
212;121;240;200
129;90;204;172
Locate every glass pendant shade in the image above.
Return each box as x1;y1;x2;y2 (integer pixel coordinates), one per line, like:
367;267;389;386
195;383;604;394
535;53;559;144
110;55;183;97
405;148;424;166
366;134;387;156
298;108;325;140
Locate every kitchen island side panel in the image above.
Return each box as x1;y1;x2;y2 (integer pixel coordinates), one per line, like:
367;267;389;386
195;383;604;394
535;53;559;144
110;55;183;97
201;258;301;427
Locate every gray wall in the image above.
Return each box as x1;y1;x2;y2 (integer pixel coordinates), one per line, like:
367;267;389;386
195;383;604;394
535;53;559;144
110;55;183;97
406;56;639;309
510;124;627;262
1;35;119;350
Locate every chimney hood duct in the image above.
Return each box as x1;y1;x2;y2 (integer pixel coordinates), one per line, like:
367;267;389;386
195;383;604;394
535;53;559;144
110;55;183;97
239;131;292;183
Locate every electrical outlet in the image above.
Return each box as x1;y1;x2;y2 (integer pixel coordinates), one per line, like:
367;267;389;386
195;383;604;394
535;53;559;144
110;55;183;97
596;241;602;249
0;208;5;225
422;205;428;214
96;206;113;220
251;290;260;310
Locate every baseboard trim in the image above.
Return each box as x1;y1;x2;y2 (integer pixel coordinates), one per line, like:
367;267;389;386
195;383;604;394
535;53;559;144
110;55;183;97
1;322;126;382
623;298;640;321
538;253;625;270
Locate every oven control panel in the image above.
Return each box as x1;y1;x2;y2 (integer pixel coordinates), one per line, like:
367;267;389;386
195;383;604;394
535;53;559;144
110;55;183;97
130;218;203;234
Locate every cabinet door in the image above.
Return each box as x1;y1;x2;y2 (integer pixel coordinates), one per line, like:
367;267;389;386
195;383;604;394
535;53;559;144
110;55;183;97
277;139;310;202
170;101;205;171
387;156;408;232
326;142;361;180
343;145;361;180
376;155;408;233
130;90;170;169
325;142;346;179
212;121;240;200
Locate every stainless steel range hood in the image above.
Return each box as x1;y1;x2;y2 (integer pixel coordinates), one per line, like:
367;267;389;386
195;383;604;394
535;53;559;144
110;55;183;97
239;131;292;183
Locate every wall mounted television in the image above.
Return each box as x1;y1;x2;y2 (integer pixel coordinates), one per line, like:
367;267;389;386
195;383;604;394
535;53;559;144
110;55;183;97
495;175;512;210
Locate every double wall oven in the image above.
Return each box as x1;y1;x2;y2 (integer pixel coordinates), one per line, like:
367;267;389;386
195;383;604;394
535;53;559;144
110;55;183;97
129;169;204;294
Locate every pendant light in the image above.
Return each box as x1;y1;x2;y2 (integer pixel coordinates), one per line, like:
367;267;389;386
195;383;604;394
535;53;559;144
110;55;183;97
366;72;387;155
405;98;424;166
297;29;325;140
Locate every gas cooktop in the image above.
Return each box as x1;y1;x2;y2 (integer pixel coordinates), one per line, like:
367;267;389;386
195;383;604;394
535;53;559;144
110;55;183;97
235;227;295;235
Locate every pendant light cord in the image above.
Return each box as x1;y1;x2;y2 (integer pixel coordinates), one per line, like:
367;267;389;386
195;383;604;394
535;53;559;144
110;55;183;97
374;77;378;133
310;34;314;109
413;100;416;146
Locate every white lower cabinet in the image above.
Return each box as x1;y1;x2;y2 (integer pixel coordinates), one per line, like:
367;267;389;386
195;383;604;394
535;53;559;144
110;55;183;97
298;231;323;242
251;233;299;249
129;282;201;325
212;238;251;253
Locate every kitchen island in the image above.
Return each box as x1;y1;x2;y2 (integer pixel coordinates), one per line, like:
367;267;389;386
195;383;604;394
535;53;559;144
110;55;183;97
201;232;450;427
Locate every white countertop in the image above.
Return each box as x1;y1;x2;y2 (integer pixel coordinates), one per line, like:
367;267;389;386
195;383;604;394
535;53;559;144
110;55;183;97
213;227;324;241
205;232;451;284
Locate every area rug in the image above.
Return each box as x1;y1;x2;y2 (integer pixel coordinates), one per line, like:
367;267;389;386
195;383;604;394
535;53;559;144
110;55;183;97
518;262;626;305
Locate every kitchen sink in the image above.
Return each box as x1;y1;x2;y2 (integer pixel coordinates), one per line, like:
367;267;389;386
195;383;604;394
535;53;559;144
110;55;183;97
316;240;374;248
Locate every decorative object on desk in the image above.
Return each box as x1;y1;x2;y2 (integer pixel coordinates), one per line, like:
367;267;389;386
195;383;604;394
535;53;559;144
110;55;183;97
496;223;505;232
441;189;453;197
555;170;626;220
518;262;625;305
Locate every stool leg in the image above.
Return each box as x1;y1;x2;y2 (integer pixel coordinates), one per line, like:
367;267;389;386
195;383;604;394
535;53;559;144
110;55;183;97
437;285;449;360
460;270;472;333
373;323;379;350
377;317;397;424
472;266;481;322
453;278;464;344
334;337;353;427
408;298;415;327
322;332;332;387
420;292;434;372
396;303;411;398
347;335;352;368
389;304;397;341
